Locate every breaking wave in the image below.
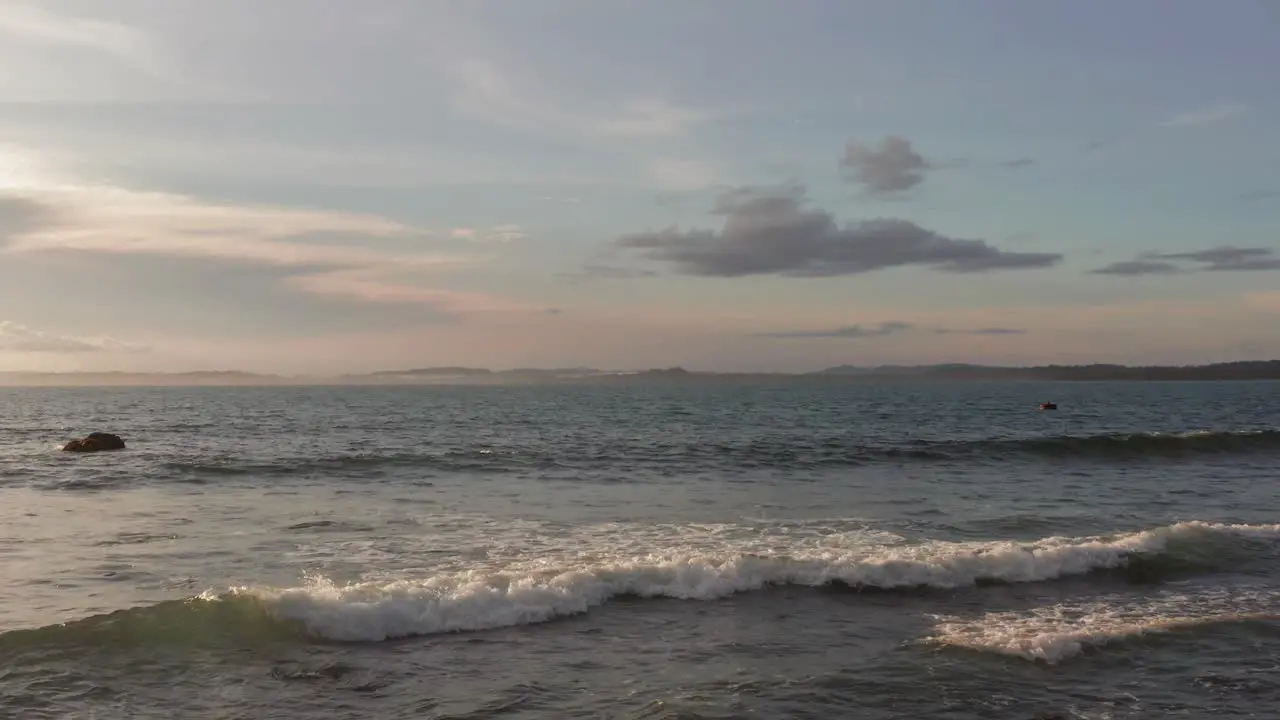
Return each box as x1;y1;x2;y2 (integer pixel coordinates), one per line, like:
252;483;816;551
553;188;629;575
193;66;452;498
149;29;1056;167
929;586;1280;664
4;521;1276;648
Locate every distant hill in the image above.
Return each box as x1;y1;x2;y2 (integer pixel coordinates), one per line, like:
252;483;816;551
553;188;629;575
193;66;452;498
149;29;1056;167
0;370;288;387
364;366;494;377
2;360;1278;386
814;360;1280;382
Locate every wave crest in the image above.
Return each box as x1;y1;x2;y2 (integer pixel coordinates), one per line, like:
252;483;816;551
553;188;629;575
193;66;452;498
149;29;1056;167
5;521;1275;649
231;521;1280;642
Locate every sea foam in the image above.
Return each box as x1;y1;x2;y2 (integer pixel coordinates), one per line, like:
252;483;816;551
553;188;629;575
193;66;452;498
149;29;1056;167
929;586;1280;664
215;520;1280;642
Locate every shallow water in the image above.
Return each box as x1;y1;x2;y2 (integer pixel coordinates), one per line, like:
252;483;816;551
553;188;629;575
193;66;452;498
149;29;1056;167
1;380;1278;718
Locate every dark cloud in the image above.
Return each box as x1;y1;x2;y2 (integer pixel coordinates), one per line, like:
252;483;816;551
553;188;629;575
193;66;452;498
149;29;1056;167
840;136;931;196
557;264;658;285
935;327;1027;335
1155;246;1280;271
758;322;913;339
760;323;1028;340
615;185;1062;278
580;264;658;279
1093;246;1280;275
998;158;1037;168
0;196;60;246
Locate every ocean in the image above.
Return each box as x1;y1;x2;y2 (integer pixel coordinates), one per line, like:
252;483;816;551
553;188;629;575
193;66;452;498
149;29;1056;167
1;379;1278;719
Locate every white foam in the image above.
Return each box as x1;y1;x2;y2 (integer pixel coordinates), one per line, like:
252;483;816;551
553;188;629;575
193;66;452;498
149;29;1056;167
929;586;1280;664
217;520;1280;642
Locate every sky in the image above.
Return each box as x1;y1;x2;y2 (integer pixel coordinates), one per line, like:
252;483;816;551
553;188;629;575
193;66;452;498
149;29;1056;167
0;0;1278;374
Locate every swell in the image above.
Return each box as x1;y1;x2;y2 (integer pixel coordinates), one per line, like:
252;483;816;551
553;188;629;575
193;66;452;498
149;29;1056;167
150;429;1280;481
4;521;1276;649
158;448;558;478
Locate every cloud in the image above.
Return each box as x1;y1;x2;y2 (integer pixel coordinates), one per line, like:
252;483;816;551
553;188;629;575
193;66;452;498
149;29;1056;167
0;195;53;240
0;320;146;354
1094;246;1280;275
282;267;530;313
615;185;1062;278
3;187;445;265
998;158;1037;168
575;265;659;280
759;321;913;339
0;3;161;74
1090;259;1184;276
1154;246;1280;271
759;323;1029;340
1240;190;1280;202
441;56;706;141
840;136;931;196
0;181;526;316
450;225;528;243
645;158;720;191
934;327;1027;335
592;99;709;139
1160;103;1247;128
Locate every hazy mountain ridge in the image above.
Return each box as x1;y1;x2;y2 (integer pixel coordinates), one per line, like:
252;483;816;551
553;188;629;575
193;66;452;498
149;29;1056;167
2;360;1279;386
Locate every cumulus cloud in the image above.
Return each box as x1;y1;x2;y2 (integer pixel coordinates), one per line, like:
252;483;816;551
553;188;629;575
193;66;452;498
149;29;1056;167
615;185;1062;277
1093;246;1280;275
759;322;913;339
840;136;931;196
0;320;146;354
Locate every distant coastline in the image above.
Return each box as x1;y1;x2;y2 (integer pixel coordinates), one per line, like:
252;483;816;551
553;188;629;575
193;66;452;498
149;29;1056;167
2;360;1279;387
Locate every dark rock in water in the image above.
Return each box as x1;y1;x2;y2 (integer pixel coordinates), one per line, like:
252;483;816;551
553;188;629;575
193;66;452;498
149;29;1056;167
62;432;127;453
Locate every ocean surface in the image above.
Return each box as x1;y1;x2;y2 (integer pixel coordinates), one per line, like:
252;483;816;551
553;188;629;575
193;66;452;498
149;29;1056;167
1;379;1279;719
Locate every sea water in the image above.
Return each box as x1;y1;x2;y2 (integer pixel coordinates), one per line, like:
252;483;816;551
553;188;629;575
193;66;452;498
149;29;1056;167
1;380;1278;718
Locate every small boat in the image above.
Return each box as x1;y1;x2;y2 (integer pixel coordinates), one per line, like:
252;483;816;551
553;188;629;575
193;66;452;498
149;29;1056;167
1039;402;1058;410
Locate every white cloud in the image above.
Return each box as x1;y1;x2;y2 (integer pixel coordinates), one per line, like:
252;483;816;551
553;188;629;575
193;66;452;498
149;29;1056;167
0;153;525;314
0;320;146;354
284;268;535;313
2;185;445;268
440;55;707;142
1160;103;1246;128
0;4;153;64
591;98;709;139
645;157;720;191
449;224;528;243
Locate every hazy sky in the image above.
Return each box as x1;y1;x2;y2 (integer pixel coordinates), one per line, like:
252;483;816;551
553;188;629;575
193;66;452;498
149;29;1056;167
1;0;1278;374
